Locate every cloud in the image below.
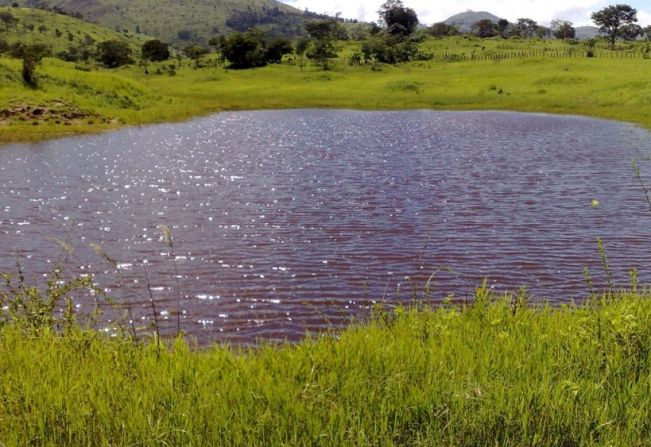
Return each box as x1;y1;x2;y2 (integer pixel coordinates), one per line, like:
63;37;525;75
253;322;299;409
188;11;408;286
280;0;651;26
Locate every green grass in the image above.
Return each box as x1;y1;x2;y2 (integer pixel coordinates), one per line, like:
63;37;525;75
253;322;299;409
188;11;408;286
3;36;651;144
2;288;651;445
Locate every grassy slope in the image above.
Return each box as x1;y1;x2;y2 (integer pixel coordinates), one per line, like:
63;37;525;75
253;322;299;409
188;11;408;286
2;291;651;445
0;7;148;53
3;37;651;143
0;0;306;44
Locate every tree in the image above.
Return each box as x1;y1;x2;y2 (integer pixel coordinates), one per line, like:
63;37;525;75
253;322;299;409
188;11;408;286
592;4;637;46
184;44;208;67
265;37;292;64
642;25;651;41
551;20;576;40
378;0;418;37
11;43;50;87
428;22;458;38
512;18;538;38
294;36;310;71
618;23;641;40
471;19;497;38
305;19;342;69
221;31;267;68
360;36;418;64
141;39;170;62
96;40;133;68
497;19;510;38
536;26;551;39
208;35;227;64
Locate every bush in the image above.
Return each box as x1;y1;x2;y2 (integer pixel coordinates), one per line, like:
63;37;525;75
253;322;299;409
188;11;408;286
141;39;170;62
96;40;134;68
221;31;291;69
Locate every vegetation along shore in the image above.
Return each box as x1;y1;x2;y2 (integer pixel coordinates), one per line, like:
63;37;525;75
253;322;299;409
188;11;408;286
4;278;651;445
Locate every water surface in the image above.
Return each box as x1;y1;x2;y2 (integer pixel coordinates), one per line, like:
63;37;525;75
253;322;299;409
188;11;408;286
1;110;650;342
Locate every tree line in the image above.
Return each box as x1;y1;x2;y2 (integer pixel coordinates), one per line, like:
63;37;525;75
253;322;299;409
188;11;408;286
429;4;647;45
2;1;650;86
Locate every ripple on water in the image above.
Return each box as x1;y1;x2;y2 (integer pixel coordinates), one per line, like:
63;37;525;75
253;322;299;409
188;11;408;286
1;110;651;343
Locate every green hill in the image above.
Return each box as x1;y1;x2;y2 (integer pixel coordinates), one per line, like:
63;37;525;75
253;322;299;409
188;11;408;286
0;0;326;46
0;6;149;56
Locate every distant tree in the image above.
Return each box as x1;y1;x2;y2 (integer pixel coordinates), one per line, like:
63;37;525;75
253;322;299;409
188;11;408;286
11;43;50;87
348;23;371;40
208;35;226;52
360;34;419;64
551;20;576;40
142;39;170;62
642;25;651;40
221;31;267;68
0;11;18;30
512;18;538;38
369;22;382;35
497;19;510;38
592;4;638;46
584;38;597;57
184;44;208;67
304;19;342;69
57;44;93;62
618;23;642;40
265;36;292;63
208;35;227;64
377;0;418;37
294;35;310;70
536;26;551;39
428;22;459;37
96;40;133;68
471;19;497;38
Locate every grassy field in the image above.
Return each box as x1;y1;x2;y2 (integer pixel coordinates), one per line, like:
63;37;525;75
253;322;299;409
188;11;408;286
2;287;651;445
3;35;651;144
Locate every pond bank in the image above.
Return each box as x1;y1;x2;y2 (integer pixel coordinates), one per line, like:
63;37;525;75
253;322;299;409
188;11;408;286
3;55;651;144
1;290;651;445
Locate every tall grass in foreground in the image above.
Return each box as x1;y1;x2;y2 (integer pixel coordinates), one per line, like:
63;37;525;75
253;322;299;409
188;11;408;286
2;286;651;446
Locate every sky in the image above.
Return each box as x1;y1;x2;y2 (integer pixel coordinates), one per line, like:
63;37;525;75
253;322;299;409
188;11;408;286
281;0;651;27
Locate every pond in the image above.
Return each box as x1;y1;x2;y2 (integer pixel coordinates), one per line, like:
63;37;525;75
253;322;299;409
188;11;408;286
1;110;650;343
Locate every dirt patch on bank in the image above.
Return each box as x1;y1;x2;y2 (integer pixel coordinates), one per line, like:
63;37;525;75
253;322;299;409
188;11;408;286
0;101;116;126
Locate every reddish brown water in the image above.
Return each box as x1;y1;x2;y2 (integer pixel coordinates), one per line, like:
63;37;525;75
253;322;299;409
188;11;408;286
1;110;651;343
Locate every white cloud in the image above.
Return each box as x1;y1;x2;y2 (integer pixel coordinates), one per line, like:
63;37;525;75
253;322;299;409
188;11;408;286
281;0;651;26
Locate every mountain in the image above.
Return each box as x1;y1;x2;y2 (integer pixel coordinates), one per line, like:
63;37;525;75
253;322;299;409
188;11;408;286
444;11;503;32
0;6;147;54
574;26;601;40
0;0;326;46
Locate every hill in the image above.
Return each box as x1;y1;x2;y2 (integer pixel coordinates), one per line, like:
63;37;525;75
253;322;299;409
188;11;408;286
575;26;601;40
0;0;326;46
444;10;503;32
0;6;149;55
